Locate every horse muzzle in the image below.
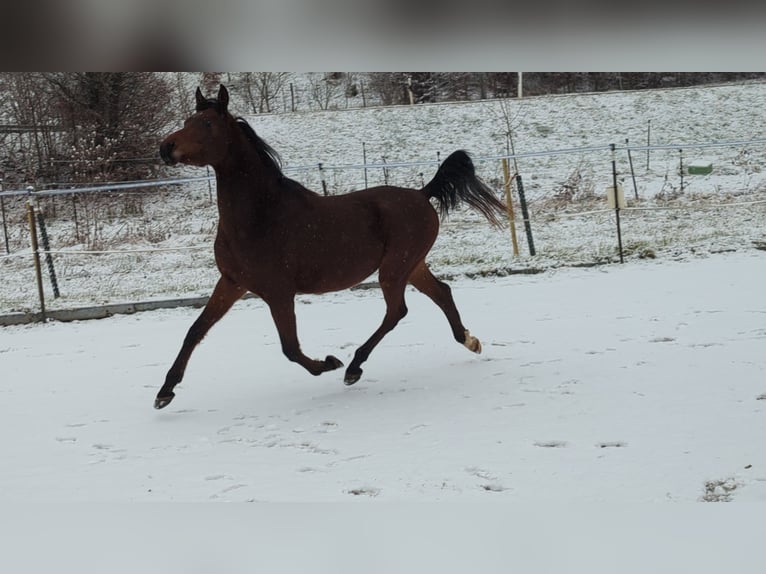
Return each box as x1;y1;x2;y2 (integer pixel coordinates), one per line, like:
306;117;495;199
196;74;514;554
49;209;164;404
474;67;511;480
159;140;178;165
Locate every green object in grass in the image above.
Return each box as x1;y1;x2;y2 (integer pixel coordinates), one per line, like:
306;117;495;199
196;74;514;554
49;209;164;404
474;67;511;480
688;162;713;175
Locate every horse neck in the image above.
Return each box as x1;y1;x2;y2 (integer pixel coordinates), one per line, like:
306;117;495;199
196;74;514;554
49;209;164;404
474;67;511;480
212;138;283;222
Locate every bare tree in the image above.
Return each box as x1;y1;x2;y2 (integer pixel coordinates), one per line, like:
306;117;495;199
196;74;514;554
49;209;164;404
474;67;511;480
306;73;346;111
233;72;291;113
0;73;62;183
42;72;174;182
173;72;194;119
200;72;224;94
493;97;527;174
367;73;410;105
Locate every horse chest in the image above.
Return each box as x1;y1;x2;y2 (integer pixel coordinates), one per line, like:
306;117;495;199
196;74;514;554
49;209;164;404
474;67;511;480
214;233;268;284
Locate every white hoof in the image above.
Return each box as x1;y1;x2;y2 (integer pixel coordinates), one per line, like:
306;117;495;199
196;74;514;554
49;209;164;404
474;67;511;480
463;330;482;354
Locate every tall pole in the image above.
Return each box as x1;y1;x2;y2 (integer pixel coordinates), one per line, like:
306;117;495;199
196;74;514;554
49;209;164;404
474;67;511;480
27;198;46;321
206;166;213;203
626;138;639;200
646;119;651;170
516;174;535;256
679;148;685;192
502;159;520;257
35;206;60;298
318;163;328;196
0;180;9;254
611;143;624;264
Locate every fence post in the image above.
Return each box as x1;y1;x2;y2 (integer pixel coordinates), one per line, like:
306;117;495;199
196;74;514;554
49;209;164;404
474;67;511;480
0;179;9;254
27;196;47;321
206;166;213;203
362;142;368;189
610;143;625;264
318;162;328;196
646;119;651;170
381;156;389;185
72;193;80;242
501;159;520;257
678;148;685;192
515;174;535;256
626;138;639;200
35;205;60;298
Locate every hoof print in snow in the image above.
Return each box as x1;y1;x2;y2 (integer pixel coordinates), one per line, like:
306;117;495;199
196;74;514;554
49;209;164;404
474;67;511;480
347;487;380;497
318;421;339;433
534;440;568;448
597;441;627;448
481;483;508;493
699;478;740;502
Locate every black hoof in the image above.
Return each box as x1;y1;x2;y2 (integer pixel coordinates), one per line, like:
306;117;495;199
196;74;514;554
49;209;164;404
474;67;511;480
324;355;344;371
154;392;175;409
344;368;362;386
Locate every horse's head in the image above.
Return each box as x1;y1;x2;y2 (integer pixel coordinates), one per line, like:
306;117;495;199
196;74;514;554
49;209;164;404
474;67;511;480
160;84;234;167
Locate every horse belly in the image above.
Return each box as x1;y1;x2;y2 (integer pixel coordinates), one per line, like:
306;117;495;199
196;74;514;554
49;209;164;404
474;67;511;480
294;230;384;294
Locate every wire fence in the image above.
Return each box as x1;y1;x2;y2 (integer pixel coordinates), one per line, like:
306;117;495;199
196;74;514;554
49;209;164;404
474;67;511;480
2;137;766;323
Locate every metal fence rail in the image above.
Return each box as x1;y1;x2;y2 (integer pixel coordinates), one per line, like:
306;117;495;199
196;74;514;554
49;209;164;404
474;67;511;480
2;137;766;323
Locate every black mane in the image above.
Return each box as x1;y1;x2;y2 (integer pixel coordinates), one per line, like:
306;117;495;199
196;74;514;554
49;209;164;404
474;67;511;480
235;117;283;174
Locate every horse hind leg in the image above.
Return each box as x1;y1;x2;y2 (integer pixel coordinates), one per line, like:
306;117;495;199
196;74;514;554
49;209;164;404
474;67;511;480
344;276;409;385
155;275;246;409
408;260;482;354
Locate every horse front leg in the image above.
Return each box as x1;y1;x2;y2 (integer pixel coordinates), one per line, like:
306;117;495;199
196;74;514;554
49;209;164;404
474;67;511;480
267;295;344;376
154;275;245;409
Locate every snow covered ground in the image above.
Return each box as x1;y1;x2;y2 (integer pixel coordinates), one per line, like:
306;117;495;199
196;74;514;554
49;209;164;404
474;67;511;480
2;250;764;503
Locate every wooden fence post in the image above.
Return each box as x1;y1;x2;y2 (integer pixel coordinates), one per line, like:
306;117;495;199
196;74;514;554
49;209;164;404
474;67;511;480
610;143;625;264
27;198;46;321
501;159;520;257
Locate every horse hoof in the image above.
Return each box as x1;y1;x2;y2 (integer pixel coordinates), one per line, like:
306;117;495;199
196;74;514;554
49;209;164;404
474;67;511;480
463;330;482;354
344;369;362;386
154;392;175;409
325;355;344;371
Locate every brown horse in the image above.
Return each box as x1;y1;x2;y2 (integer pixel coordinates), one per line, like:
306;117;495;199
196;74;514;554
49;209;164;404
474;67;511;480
155;84;505;409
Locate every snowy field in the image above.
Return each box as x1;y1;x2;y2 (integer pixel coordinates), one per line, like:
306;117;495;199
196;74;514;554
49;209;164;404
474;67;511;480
2;250;764;503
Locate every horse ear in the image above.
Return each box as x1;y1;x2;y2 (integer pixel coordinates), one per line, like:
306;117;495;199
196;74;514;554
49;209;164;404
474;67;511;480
218;84;229;111
195;87;206;111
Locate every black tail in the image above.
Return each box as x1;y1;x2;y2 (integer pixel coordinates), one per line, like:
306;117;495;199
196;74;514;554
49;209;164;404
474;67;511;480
422;150;506;228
